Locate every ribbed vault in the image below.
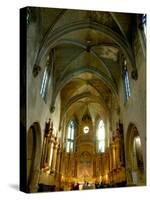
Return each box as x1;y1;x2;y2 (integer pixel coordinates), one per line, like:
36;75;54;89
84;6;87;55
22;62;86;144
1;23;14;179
33;8;136;131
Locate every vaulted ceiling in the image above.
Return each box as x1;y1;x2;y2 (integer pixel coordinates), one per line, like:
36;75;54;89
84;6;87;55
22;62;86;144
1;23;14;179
34;7;136;123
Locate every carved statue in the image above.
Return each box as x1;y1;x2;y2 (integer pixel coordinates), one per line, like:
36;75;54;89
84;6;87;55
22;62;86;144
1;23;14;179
45;118;51;137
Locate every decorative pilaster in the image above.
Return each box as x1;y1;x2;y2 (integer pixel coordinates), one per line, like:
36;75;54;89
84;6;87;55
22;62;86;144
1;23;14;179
51;137;58;173
47;138;53;168
55;144;61;174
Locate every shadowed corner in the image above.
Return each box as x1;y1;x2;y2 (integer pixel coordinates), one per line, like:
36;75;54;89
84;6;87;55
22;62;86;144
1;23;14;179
9;184;19;191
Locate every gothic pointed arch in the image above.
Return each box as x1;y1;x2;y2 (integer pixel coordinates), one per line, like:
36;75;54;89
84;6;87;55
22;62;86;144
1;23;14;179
126;123;145;185
27;122;42;192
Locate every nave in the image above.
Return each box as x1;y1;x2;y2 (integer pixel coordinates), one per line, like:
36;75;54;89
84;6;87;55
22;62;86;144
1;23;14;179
20;7;146;192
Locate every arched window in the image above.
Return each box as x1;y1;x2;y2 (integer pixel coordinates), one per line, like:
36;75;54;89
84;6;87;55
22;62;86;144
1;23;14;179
122;60;131;102
66;121;75;153
97;120;105;153
40;66;50;102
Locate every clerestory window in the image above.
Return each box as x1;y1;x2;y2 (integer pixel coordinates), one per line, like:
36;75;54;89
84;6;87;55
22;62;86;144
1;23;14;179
122;60;131;102
97;120;105;153
40;67;50;102
66;121;75;153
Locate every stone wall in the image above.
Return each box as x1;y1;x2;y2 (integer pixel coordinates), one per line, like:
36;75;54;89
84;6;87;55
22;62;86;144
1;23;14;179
27;12;61;140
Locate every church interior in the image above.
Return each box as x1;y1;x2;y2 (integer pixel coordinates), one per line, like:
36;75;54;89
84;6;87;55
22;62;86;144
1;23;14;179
20;7;146;192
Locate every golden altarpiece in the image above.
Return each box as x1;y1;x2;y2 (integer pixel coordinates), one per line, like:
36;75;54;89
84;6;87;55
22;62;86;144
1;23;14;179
39;112;126;191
